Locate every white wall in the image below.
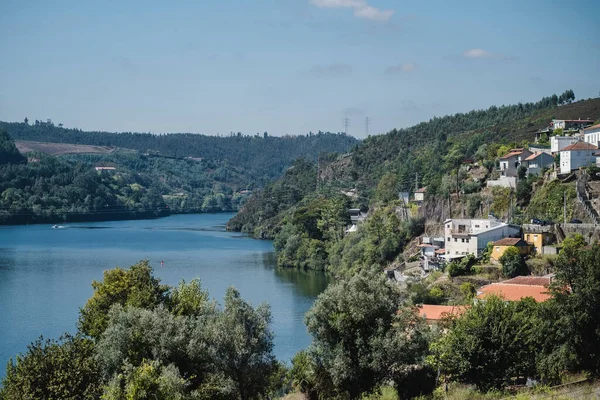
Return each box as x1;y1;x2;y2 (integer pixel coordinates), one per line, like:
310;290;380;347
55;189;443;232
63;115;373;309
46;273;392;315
560;150;596;174
551;136;578;153
584;128;600;148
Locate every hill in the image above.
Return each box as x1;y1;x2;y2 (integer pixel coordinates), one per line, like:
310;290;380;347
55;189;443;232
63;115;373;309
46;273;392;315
0;121;359;183
228;93;600;274
15;140;123;156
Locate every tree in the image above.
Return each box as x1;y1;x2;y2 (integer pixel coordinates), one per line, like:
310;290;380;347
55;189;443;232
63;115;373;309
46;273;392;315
208;287;277;400
304;272;431;399
23;117;28;125
375;172;399;203
500;246;529;278
428;296;539;391
167;279;215;317
78;260;169;339
0;334;101;399
0;130;26;166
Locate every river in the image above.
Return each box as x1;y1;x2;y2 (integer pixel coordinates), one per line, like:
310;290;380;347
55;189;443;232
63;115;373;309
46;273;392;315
0;213;329;378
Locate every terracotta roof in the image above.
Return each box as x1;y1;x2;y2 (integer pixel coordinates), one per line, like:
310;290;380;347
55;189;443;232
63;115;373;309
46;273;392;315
502;275;553;287
561;142;598;151
584;123;600;132
417;244;438;248
492;237;528;246
500;151;522;160
417;305;468;321
435;249;446;255
477;283;551;302
415;187;427;193
524;152;550;161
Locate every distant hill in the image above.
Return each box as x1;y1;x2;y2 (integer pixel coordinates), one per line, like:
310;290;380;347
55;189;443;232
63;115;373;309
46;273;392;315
0;121;359;183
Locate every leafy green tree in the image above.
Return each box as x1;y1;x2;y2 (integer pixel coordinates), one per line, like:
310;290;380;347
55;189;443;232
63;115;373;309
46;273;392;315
499;246;529;278
0;334;101;400
78;260;169;339
207;287;277;400
304;272;430;399
428;296;539;391
102;360;193;400
0;130;26;166
167;279;215;317
375;172;399;203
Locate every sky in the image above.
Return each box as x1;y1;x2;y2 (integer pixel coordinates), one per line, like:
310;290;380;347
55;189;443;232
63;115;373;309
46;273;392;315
1;0;599;138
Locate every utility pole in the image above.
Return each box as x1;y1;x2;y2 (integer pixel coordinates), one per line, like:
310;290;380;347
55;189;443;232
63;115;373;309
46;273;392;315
563;191;566;224
343;117;350;135
365;116;370;136
415;172;419;192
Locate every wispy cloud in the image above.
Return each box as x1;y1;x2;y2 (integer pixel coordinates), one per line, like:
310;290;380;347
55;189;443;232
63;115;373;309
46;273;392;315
462;48;514;60
308;62;353;77
309;0;394;22
384;62;416;74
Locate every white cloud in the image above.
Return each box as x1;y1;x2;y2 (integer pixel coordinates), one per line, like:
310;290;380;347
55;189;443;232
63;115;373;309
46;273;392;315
462;48;513;60
309;0;394;22
384;62;416;74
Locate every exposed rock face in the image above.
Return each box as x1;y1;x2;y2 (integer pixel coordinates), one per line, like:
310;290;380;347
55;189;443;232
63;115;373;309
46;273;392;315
318;154;353;183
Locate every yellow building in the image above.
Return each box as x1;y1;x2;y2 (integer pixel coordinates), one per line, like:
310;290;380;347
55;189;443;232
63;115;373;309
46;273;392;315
490;238;530;262
524;231;555;255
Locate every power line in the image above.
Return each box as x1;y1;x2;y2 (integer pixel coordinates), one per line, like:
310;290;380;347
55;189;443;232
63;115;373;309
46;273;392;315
365;117;370;136
343;117;350;135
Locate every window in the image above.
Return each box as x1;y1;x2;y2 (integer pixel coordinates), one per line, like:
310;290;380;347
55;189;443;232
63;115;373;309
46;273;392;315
447;237;450;242
461;238;465;243
496;246;500;251
475;225;480;228
534;234;538;239
454;238;458;242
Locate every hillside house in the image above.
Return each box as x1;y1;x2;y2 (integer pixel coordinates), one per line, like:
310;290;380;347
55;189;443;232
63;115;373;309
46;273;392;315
346;208;368;233
417;305;467;324
551;119;594;132
95;166;116;171
583;123;600;147
559;142;598;174
490;237;530;262
444;218;520;260
499;148;532;177
524;152;554;176
414;187;427;202
551;135;579;153
523;225;555;255
477;278;552;302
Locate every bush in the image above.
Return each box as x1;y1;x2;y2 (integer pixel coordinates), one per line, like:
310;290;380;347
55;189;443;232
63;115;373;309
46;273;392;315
499;247;529;278
447;255;477;277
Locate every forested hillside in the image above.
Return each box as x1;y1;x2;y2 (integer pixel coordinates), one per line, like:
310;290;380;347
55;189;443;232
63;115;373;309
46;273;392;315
0;132;168;224
229;92;600;275
0;121;358;182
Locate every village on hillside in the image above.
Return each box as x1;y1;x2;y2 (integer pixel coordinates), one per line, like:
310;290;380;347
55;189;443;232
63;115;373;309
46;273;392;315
346;118;600;323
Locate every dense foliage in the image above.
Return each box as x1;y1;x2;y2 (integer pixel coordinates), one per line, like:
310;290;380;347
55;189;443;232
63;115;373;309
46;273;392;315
0;120;358;183
0;131;169;225
1;261;278;400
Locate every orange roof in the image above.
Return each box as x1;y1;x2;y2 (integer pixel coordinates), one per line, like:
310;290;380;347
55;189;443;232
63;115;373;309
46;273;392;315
417;305;467;321
435;248;446;254
500;151;522;160
477;283;551;302
415;187;427;193
502;275;552;287
524;152;550;161
561;142;598;151
492;238;528;247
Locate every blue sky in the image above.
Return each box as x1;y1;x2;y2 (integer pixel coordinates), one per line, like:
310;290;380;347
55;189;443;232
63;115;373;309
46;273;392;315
1;0;599;138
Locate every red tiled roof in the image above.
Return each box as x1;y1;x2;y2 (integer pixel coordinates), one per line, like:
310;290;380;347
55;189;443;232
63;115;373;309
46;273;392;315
417;305;468;321
492;237;528;246
435;249;446;255
415;187;427;193
561;142;598;151
502;275;552;287
524;152;550;161
477;283;551;302
584;123;600;131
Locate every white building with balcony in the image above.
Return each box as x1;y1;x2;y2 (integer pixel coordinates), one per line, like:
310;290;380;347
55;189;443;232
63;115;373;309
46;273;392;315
550;135;579;153
444;218;520;260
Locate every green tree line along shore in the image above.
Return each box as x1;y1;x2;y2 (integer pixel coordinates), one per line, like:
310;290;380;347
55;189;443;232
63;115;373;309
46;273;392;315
0;128;357;224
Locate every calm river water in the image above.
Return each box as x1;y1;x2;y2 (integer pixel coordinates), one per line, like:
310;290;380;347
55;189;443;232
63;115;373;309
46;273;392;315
0;213;329;377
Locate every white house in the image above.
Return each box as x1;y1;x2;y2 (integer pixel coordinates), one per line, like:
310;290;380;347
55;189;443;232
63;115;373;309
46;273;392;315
524;152;554;176
550;136;579;153
399;191;410;205
499;148;532;177
559;142;598;174
583;123;600;148
346;208;368;233
444;218;520;260
414;187;427;202
551;119;594;131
